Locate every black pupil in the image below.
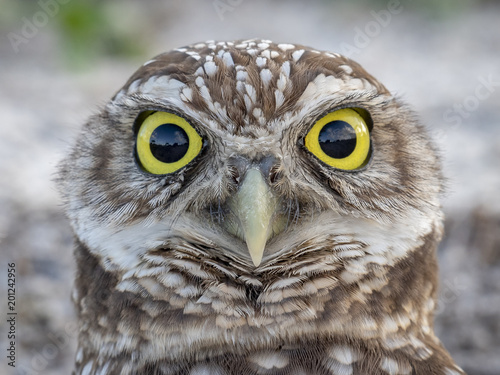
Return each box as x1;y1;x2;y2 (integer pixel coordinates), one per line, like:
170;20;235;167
318;121;357;159
150;124;189;163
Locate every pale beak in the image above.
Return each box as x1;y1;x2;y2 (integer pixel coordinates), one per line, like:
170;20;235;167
226;168;279;267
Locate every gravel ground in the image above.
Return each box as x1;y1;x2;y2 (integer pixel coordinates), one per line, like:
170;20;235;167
1;1;499;374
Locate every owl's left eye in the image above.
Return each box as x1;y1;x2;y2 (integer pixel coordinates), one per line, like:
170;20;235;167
136;111;202;175
304;108;371;171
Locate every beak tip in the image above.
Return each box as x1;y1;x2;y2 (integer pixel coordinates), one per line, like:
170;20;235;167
251;257;262;267
247;241;265;267
249;247;264;267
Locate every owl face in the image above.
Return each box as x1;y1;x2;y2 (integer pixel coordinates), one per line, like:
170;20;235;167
60;39;442;276
58;40;460;373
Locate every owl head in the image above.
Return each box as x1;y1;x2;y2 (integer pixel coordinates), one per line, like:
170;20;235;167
59;39;442;274
58;40;453;373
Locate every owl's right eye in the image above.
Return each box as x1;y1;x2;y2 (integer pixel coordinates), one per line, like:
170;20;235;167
136;111;203;175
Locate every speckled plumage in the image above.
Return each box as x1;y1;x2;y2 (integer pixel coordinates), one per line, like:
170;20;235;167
58;39;464;375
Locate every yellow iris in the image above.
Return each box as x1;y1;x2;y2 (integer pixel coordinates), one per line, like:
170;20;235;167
304;108;370;170
136;111;202;175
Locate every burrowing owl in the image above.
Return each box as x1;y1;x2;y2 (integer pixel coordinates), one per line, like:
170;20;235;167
58;39;465;375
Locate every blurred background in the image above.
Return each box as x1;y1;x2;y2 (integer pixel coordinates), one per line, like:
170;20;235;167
0;0;499;374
